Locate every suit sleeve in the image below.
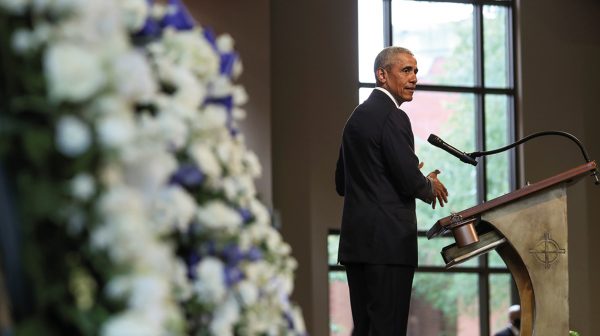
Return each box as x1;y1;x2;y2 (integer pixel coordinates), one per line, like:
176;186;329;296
335;145;345;196
381;112;433;203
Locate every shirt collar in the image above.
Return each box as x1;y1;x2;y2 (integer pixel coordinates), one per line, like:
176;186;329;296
374;87;401;109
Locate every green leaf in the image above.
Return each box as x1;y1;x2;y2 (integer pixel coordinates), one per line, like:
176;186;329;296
23;127;54;168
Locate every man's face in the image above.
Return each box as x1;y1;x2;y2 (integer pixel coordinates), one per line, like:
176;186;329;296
377;53;418;105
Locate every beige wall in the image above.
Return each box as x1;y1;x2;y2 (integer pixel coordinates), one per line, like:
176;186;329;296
517;0;600;334
271;1;357;335
186;0;273;207
191;0;600;334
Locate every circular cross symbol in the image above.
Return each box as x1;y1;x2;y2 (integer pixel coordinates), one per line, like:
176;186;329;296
529;232;566;269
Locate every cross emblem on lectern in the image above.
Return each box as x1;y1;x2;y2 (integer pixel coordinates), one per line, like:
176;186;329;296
529;232;566;269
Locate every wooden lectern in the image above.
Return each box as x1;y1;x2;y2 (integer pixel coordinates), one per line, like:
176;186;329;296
427;161;597;336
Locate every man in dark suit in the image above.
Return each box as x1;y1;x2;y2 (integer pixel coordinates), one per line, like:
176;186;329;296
494;305;520;336
335;46;449;335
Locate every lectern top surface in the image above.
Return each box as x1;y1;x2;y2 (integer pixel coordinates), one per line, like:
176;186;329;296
427;161;597;239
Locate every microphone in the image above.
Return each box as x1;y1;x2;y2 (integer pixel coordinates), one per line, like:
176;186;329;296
428;134;478;166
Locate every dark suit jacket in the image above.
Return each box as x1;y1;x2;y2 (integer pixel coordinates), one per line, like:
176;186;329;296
494;327;516;336
335;89;433;266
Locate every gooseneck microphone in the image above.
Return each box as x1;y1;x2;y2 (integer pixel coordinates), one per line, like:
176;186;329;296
427;134;478;166
428;131;599;185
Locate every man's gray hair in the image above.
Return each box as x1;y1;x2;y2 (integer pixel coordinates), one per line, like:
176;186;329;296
373;46;414;73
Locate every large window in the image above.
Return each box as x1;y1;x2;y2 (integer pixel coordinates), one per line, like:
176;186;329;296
330;0;517;335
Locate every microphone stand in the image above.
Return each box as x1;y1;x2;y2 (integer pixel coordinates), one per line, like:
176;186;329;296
467;131;600;185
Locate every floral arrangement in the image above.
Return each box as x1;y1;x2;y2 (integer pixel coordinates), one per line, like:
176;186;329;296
0;0;305;335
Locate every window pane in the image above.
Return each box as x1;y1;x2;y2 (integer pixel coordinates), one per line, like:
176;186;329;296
330;271;352;336
403;91;477;230
489;249;508;268
485;94;510;200
418;236;478;267
392;1;475;86
484;5;510;88
490;273;514;334
358;0;384;83
358;87;372;104
328;234;340;265
410;273;479;335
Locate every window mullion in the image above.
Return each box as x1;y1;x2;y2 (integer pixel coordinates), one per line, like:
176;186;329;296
383;0;392;47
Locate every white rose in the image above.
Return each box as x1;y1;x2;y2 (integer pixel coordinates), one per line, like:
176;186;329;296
151;186;197;233
121;148;177;195
236;280;258;306
196;200;242;232
291;306;306;334
244;151;262;177
55;115;91;157
156;111;188;150
188;142;222;179
216;34;234;53
195;104;228;131
12;29;36;54
111;50;157;102
248;198;270;225
97;115;135;148
194;257;226;303
101;312;158;336
209;75;233;98
128;275;169;309
232;107;246;121
232;85;248;106
117;0;148;32
159;28;219;79
45;43;105;102
0;0;29;14
210;294;240;336
70;173;95;201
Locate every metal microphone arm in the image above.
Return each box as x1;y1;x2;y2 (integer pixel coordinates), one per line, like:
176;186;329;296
468;131;599;185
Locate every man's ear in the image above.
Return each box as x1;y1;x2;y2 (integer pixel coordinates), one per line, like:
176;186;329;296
376;68;386;84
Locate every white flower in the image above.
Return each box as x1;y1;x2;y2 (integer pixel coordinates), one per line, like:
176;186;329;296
158;28;219;79
150;186;197;233
210;75;233;98
222;176;256;202
153;61;206;109
232;85;248;105
117;0;148;32
216;141;244;175
156;111;188;150
216;34;234;53
0;0;29;14
236;280;258;306
55;115;92;157
194;104;228;131
188;142;222;179
290;306;306;334
12;29;36;54
111;50;157;102
210;294;240;336
194;257;226;303
97;115;135;148
232;107;246;121
34;0;84;15
70;173;95;201
196;200;242;232
121;149;177;195
248;198;271;225
101;312;158;336
45;43;105;102
244;151;262;177
173;261;193;301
